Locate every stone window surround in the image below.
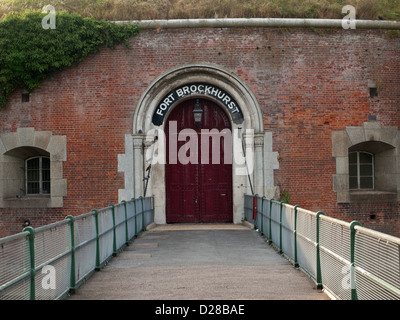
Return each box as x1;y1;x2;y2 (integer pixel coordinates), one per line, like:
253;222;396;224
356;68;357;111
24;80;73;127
0;128;67;208
332;122;400;203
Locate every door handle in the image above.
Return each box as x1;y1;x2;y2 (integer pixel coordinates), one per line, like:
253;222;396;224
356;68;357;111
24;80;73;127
220;194;226;196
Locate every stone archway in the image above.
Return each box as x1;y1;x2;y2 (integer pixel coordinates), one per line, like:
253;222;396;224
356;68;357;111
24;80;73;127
118;64;279;224
133;64;263;134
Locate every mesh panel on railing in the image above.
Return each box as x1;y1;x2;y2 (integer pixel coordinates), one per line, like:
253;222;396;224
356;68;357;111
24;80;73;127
281;204;295;262
0;232;31;300
143;197;154;227
74;213;96;284
319;216;352;300
34;222;71;300
255;196;262;230
126;200;137;239
244;195;254;223
354;227;400;300
97;207;114;265
296;208;317;280
114;204;127;250
136;199;144;232
270;201;281;247
262;198;271;240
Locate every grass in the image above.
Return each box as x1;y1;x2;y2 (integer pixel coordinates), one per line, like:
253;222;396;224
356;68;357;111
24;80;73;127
0;0;399;21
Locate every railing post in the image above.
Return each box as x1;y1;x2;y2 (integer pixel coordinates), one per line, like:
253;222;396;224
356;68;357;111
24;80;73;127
279;201;285;253
121;200;129;245
92;209;101;271
109;204;117;256
316;211;325;290
23;226;35;300
65;215;76;293
350;220;361;300
293;205;300;268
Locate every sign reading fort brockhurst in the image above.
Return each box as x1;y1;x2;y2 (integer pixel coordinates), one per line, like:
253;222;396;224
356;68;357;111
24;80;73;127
152;83;244;126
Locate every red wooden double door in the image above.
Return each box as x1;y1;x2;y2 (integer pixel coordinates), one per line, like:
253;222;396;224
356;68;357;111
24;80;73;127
165;98;233;223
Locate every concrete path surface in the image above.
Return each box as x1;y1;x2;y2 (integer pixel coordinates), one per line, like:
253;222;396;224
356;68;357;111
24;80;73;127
67;224;329;300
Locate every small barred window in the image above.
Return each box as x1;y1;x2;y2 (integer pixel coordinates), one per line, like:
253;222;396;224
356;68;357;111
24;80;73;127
349;151;374;190
26;156;51;195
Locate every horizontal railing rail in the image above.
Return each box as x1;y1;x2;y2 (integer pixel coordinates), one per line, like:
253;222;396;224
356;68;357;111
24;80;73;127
244;194;400;300
0;196;154;300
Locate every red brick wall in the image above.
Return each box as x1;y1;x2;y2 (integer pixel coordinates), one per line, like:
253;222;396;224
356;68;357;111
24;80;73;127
1;27;399;237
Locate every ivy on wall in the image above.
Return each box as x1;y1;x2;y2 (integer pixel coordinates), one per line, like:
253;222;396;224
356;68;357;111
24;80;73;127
0;11;139;108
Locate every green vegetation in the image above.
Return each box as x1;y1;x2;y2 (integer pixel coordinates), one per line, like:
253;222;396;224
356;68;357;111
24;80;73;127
1;0;399;21
0;11;139;107
279;189;291;204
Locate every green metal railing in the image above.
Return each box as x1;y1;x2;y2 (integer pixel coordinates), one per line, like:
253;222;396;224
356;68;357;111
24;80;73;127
0;196;154;300
244;194;400;300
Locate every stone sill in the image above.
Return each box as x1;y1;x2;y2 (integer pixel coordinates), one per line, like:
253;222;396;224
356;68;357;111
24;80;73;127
349;190;398;203
5;195;51;201
7;195;51;199
0;195;63;208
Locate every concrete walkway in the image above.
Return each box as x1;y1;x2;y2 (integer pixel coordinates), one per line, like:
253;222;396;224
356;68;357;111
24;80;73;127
68;224;329;300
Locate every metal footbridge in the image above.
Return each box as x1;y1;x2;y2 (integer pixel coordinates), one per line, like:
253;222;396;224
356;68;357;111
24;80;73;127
0;195;399;300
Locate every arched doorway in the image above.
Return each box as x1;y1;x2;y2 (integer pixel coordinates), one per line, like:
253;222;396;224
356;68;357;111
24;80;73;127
165;98;233;223
119;64;279;225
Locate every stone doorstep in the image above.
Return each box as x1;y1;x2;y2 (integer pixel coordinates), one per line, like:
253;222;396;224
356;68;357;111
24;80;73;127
148;223;249;231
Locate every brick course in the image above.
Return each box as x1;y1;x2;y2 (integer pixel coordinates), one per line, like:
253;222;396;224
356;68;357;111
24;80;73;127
0;27;399;237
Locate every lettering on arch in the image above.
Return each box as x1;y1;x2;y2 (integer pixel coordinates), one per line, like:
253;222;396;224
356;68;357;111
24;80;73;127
152;83;244;126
